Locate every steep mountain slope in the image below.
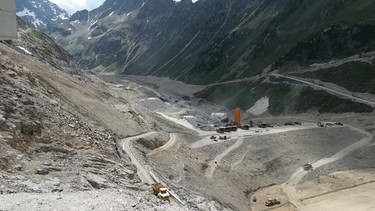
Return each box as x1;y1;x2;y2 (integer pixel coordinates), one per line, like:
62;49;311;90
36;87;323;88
16;0;70;30
2;3;375;211
7;17;80;74
0;15;140;196
46;0;375;115
0;17;228;210
51;0;375;83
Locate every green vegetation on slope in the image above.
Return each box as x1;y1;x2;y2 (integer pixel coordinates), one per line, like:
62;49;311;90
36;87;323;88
196;80;374;115
275;24;375;71
295;87;374;113
49;0;375;114
293;61;375;94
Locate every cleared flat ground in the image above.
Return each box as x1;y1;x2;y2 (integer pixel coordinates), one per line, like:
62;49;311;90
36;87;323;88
304;182;375;211
252;170;375;211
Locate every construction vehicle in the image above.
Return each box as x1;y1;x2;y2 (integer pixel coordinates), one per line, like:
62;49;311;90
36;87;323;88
317;121;342;127
284;120;301;126
216;127;225;133
257;122;274;128
240;124;250;130
152;183;170;201
264;198;281;206
303;163;313;171
229;125;237;131
224;126;232;132
216;125;237;133
219;135;228;140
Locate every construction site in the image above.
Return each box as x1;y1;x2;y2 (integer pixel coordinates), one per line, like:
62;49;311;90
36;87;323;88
103;75;375;211
1;38;375;210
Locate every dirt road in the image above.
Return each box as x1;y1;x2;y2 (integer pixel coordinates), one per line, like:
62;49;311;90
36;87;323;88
121;132;157;184
282;124;373;210
271;74;375;107
205;138;244;178
147;133;177;156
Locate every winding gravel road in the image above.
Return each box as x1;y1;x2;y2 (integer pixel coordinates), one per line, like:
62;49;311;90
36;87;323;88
282;124;373;210
120;132;157;184
271;73;375;107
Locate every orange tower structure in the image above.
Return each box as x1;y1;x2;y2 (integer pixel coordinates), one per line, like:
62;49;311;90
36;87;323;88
234;108;241;125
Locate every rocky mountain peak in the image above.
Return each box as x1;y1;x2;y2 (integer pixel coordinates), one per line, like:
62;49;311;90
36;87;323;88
16;0;70;30
70;10;89;22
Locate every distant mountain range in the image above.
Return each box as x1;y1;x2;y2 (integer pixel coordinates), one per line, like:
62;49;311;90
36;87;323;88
16;0;375;114
43;0;375;84
16;0;69;29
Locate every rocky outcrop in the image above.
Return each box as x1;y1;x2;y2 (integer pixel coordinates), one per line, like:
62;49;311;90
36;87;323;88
70;10;89;22
0;43;140;195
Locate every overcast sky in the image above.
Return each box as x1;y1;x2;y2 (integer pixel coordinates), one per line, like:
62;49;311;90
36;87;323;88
49;0;106;14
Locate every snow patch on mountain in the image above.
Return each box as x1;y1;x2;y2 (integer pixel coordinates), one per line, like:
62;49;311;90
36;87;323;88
247;97;269;116
16;0;70;29
17;8;45;27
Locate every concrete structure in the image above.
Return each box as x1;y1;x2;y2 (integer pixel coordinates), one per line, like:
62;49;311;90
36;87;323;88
0;0;17;40
184;116;197;127
210;112;227;123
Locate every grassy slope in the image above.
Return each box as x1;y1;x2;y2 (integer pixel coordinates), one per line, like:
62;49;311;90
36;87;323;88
193;0;375;114
55;0;375;114
196;80;374;115
293;61;375;94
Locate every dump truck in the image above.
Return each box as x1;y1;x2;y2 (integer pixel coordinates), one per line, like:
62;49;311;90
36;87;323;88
265;198;281;206
257;122;274;128
152;183;170;201
240;124;250;130
216;126;237;133
284;120;301;126
229;125;237;131
224;126;232;132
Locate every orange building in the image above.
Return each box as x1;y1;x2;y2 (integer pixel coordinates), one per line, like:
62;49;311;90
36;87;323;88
234;108;241;125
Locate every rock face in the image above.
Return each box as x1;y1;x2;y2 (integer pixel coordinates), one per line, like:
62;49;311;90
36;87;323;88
0;33;229;210
0;44;140;195
70;10;89;22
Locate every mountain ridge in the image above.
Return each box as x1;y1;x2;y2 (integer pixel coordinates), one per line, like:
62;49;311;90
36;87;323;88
21;0;375;114
46;0;375;83
16;0;70;30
